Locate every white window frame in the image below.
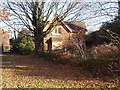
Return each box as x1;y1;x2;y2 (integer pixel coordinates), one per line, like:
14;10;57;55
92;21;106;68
52;26;62;35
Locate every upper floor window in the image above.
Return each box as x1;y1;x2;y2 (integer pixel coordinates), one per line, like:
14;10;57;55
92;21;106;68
52;26;62;35
58;27;62;34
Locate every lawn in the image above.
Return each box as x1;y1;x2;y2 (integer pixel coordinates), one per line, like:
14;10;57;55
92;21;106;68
1;54;118;88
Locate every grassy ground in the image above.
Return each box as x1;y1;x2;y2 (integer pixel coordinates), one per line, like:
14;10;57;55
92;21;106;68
1;54;118;88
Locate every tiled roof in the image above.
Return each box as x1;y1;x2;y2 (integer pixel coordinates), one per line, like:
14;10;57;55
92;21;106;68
63;21;86;32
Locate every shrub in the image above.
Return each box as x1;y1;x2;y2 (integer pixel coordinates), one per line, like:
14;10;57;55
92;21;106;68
91;44;119;60
81;44;120;78
11;36;35;55
38;51;70;64
80;59;120;78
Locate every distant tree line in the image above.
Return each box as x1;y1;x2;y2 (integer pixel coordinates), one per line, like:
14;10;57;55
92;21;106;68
86;1;120;47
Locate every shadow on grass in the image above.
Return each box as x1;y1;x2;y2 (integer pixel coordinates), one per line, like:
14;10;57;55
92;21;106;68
2;53;94;81
2;53;119;83
2;53;119;88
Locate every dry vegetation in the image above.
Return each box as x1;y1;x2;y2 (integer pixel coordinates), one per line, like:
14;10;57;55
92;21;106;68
1;54;119;88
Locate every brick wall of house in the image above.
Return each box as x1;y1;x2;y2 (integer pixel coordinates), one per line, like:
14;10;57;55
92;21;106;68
64;30;86;49
0;28;10;50
44;25;70;50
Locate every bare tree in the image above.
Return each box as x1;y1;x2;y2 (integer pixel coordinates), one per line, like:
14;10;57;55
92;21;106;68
91;1;120;82
79;1;119;31
69;31;87;59
3;0;87;54
98;0;120;44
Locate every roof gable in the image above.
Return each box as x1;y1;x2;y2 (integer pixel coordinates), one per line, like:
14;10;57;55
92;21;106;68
43;21;87;33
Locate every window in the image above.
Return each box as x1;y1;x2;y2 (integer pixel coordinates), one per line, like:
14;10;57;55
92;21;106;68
52;26;62;35
55;28;58;33
58;27;62;34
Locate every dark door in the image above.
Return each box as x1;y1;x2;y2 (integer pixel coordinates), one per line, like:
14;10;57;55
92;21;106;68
47;38;52;51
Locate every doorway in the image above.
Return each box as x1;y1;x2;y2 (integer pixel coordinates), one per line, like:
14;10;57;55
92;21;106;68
46;38;52;51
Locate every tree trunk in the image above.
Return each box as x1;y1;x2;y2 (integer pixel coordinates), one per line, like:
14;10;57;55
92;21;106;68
34;34;44;54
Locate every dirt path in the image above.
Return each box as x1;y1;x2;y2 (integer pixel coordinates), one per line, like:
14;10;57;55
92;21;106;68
1;54;117;88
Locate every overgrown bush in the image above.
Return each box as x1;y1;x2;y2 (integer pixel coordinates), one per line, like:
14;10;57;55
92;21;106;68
38;51;72;64
82;44;120;79
91;44;118;60
11;36;35;55
80;59;120;77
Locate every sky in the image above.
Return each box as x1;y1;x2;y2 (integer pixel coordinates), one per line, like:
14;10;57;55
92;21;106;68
0;0;119;38
4;0;119;2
